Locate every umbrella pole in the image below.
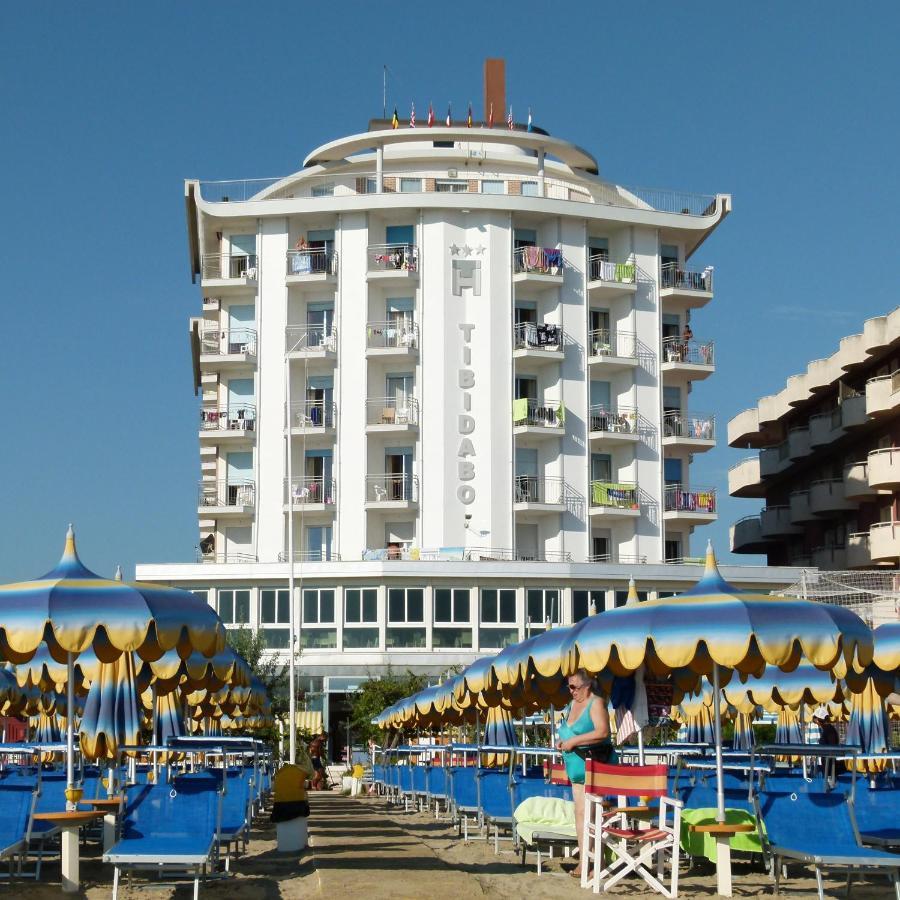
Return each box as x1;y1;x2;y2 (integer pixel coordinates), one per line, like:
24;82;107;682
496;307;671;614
66;651;76;809
712;663;725;824
637;727;645;766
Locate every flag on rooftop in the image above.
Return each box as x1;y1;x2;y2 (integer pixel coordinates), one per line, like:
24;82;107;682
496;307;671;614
488;102;493;128
391;107;399;129
409;103;415;128
445;103;451;126
507;106;513;130
467;102;473;127
427;102;434;127
527;109;533;132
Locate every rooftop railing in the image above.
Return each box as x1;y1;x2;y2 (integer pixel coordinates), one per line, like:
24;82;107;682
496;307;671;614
588;255;636;283
588;328;637;359
367;243;418;272
660;262;713;292
277;550;342;562
197;479;255;508
366;396;420;427
588;405;638;435
287;400;336;429
366;474;419;503
512;398;564;428
663;410;715;440
366;321;419;351
589;481;639;509
285;324;337;353
586;553;648;564
200;252;257;280
284;476;336;505
286;248;337;276
200;328;257;356
199;405;256;432
664;484;716;513
513;245;564;275
196;552;258;564
513;475;568;504
662;336;715;366
513;322;564;352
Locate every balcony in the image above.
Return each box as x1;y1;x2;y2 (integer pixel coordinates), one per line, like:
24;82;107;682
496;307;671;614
199;329;257;370
365;397;420;432
809;408;844;447
787;426;811;460
284;476;337;511
513;399;565;436
868;447;900;490
841;393;868;429
200;253;257;292
285;325;337;359
659;263;714;310
364;474;419;509
285;249;337;286
587;329;639;371
661;411;715;451
843;461;880;500
366;321;419;357
789;490;815;524
760;505;802;538
760;440;791;477
865;371;900;417
870;521;900;562
512;246;564;291
196;551;258;564
588;405;640;445
277;551;341;562
811;546;847;570
512;323;564;363
663;485;717;522
513;476;568;513
661;337;715;382
809;478;855;515
197;480;255;517
586;255;637;296
846;532;873;569
589;481;641;519
287;401;336;435
730;515;769;554
728;456;764;498
366;243;418;282
199;406;256;445
586;553;647;564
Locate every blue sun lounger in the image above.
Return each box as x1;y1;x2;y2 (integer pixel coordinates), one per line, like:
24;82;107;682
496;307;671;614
104;771;222;900
0;780;38;876
848;779;900;848
448;765;479;841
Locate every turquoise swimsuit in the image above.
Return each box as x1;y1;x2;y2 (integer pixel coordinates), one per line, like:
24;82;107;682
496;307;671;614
559;699;616;783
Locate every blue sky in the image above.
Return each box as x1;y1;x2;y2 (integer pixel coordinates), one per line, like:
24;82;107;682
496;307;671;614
2;1;899;581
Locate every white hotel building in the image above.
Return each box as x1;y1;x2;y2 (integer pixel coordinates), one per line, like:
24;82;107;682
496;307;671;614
137;71;801;734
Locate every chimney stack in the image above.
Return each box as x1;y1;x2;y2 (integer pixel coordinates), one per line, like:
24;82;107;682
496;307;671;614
483;58;506;126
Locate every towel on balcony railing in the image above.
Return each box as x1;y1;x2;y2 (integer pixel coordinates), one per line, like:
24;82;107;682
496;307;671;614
615;262;635;282
592;482;636;507
523;245;543;269
513;397;529;424
543;248;562;269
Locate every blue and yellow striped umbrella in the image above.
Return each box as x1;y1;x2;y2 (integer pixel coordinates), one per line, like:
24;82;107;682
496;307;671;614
147;646;252;694
732;710;756;751
153;691;186;744
720;661;847;713
846;679;890;773
80;651;142;760
495;625;575;710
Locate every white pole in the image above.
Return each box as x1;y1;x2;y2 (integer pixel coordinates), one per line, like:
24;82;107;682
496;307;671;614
712;664;725;823
286;356;297;765
66;652;76;809
637;728;645;766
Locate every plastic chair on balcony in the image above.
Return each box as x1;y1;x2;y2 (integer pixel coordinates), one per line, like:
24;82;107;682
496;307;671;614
292;484;311;504
372;484;388;502
380;407;396;425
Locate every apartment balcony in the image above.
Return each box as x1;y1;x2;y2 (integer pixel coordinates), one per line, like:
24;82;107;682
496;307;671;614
285;325;337;360
760;505;802;538
811;545;847;570
588;406;640;446
199;329;257;371
366;321;419;358
285;249;337;286
586;255;637;296
760;441;791;477
659;263;714;310
661;337;715;382
365;397;419;432
789;489;816;524
661;411;715;451
787;426;811;460
513;399;565;437
287;401;336;436
512;246;564;292
512;323;564;364
846;532;873;569
586;553;648;564
277;551;341;562
843;460;880;500
728;456;764;498
197;480;255;518
869;521;900;562
868;447;900;490
200;253;257;292
730;515;770;554
663;485;717;523
366;243;418;282
865;371;900;417
283;476;337;513
364;474;419;510
809;478;855;515
809;408;845;448
587;329;639;371
841;393;868;429
198;406;256;445
513;476;568;513
196;551;258;565
589;481;641;519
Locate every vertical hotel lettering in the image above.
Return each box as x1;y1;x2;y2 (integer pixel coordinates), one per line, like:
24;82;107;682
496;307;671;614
457;323;476;504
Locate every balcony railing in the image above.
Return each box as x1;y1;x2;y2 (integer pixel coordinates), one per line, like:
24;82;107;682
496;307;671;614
513;322;564;351
366;321;419;350
664;485;716;513
288;401;336;429
663;411;715;440
588;405;638;435
286;249;336;276
588;328;637;359
198;480;255;508
588;255;636;283
590;481;639;510
200;329;257;356
200;253;257;280
284;476;336;506
366;396;420;426
285;324;337;353
367;243;418;272
464;547;573;563
277;551;342;562
513;246;563;275
513;475;568;504
587;553;648;564
513;398;564;428
196;552;258;564
660;263;713;292
662;337;715;366
366;474;419;503
200;406;256;432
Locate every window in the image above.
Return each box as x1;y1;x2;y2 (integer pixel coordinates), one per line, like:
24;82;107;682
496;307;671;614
434;589;470;623
521;181;539;197
190;589;209;605
665;539;682;562
614;589;648;607
435;180;468;193
573;590;605;621
217;589;249;625
300;588;336;649
311;182;335;197
364;177;377;194
400;178;422;193
259;587;290;650
481;589;516;624
526;588;560;627
387;588;425;649
589;237;609;262
661;244;679;267
344;588;379;650
481;180;504;194
433;140;454;148
479;627;518;649
664;458;683;487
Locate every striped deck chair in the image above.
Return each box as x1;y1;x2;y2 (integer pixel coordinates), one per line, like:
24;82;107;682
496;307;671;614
582;761;683;897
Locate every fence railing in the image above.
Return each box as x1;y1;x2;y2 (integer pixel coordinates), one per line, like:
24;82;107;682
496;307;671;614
367;243;418;272
513;245;564;275
285;324;337;353
589;255;636;283
277;550;342;562
366;396;419;426
197;480;255;508
284;476;336;505
366;321;419;350
587;553;648;564
287;401;336;429
513;475;568;504
588;328;637;359
663;411;715;440
286;249;336;276
200;253;257;280
662;336;715;366
590;481;639;509
512;398;564;428
664;485;716;513
200;329;257;356
513;322;564;351
660;263;713;292
199;406;256;432
588;405;638;435
196;552;258;563
366;474;419;503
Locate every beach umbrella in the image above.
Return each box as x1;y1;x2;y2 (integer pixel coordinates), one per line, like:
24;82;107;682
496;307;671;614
775;706;803;744
845;680;890;773
0;527;226;803
79;651;142;760
732;710;756;751
153;691;186;744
